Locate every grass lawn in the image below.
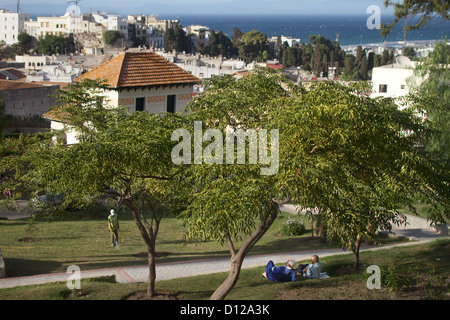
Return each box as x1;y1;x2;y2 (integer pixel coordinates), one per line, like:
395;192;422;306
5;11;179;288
0;204;355;277
0;239;448;300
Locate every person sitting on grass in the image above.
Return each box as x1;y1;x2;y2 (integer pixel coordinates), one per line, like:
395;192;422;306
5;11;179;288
262;260;297;282
296;255;322;279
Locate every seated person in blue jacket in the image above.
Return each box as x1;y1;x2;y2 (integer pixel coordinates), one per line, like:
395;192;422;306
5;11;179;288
262;260;297;282
296;255;323;279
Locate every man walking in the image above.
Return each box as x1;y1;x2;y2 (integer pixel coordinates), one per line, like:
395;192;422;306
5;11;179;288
108;209;120;247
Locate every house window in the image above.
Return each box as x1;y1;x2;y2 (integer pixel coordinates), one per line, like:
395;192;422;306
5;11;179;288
135;97;145;112
167;95;176;113
400;84;406;89
379;84;387;93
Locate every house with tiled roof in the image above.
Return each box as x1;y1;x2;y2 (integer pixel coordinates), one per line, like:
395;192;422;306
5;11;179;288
75;51;200;114
43;51;201;144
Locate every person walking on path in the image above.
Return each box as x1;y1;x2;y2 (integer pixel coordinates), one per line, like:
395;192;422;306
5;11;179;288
108;209;120;247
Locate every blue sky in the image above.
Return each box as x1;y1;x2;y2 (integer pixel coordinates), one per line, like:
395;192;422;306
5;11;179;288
3;0;396;16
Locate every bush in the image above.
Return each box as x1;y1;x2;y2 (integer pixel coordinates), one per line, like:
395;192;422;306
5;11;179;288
281;217;306;236
362;263;412;292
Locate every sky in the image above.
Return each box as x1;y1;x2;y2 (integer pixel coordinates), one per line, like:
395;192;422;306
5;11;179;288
2;0;396;17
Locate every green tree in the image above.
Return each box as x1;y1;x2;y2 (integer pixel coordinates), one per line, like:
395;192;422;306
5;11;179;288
6;80;188;299
181;69;299;300
36;34;70;55
402;46;416;59
275;81;449;270
238;30;269;63
408;40;450;165
282;46;299;68
103;30;122;46
202;30;233;58
10;32;34;56
164;24;191;53
231;27;243;57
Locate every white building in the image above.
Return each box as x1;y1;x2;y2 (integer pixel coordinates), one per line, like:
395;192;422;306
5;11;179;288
91;12;128;39
25;15;69;37
371;56;418;101
270;35;301;47
147;27;164;49
15;54;55;71
0;9;30;45
158;50;245;80
27;63;83;83
186;25;210;49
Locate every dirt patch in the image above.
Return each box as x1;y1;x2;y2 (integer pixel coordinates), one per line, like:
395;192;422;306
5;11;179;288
277;279;395;300
123;290;181;300
61;289;91;299
277;276;450;300
333;265;363;275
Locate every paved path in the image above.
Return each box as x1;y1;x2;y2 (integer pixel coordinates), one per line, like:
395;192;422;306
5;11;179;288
0;206;448;290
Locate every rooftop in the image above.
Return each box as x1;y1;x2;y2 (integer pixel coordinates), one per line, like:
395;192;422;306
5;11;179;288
75;51;201;89
0;68;26;81
0;79;58;91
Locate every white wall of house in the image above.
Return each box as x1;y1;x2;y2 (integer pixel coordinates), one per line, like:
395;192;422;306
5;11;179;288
371;65;414;99
105;84;195;114
50;120;80;145
371;57;419;102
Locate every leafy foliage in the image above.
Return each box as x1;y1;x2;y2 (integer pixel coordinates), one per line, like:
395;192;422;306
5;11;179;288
103;30;123;46
35;34;71;55
381;0;450;37
281;217;306;236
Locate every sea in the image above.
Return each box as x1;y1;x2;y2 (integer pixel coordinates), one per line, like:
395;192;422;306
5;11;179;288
29;13;449;47
161;14;450;47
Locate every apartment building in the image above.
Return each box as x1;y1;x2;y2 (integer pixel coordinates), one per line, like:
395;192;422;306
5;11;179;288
0;9;30;45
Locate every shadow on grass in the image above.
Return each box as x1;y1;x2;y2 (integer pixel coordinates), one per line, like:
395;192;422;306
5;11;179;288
4;258;63;277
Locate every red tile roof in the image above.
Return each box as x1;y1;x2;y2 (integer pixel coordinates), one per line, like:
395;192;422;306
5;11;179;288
0;79;51;91
42;106;70;123
75;51;200;88
266;63;283;70
0;68;26;81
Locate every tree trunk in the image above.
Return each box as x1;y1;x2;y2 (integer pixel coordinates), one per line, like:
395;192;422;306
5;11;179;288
147;242;157;298
210;254;243;300
210;201;279;300
351;234;362;271
123;200;157;298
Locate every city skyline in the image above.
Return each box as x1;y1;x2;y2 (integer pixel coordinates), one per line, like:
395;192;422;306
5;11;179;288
3;0;395;17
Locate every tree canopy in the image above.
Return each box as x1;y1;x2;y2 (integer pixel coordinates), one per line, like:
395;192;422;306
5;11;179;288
381;0;450;37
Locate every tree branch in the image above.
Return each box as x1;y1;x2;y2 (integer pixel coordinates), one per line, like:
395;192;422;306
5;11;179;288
225;234;236;257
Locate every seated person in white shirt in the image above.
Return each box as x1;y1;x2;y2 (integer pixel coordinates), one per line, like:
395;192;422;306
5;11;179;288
296;255;323;279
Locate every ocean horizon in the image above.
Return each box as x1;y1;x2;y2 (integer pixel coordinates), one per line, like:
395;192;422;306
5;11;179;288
168;14;449;46
29;13;449;47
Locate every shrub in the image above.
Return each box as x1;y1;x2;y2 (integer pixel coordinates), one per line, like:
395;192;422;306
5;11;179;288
362;263;412;292
282;217;306;236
